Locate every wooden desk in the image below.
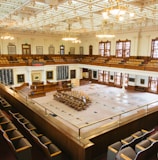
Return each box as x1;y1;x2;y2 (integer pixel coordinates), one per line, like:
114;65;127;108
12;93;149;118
29;90;46;98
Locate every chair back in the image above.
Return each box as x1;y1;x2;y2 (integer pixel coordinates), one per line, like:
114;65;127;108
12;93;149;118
135;140;158;160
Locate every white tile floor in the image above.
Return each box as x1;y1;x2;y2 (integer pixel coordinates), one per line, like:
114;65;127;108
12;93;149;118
21;84;158;138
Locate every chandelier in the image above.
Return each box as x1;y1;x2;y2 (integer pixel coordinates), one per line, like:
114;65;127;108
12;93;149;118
96;34;115;38
102;1;134;21
1;34;14;40
62;23;77;41
62;37;77;41
72;39;81;43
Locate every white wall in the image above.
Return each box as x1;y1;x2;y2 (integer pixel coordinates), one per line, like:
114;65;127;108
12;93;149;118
0;30;157;56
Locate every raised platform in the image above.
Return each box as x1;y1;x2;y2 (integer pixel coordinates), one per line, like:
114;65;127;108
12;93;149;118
0;84;158;160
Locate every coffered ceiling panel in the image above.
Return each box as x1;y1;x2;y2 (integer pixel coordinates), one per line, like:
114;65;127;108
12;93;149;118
0;0;158;35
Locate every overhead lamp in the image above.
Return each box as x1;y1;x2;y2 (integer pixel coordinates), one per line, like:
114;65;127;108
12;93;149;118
1;34;14;40
102;12;109;19
62;37;77;41
109;6;126;16
72;39;81;43
129;12;135;17
96;34;115;38
102;2;127;20
62;23;77;41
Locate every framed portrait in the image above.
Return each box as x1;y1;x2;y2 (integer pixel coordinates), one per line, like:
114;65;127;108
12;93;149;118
17;74;25;83
49;46;55;54
79;46;84;55
140;79;145;84
32;73;41;82
70;70;76;79
36;46;43;55
70;47;75;54
46;71;53;80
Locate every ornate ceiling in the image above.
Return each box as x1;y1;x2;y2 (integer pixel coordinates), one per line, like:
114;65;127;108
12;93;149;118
0;0;158;36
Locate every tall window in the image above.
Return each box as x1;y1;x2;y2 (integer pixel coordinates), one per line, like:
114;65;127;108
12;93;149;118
98;70;104;82
148;77;158;93
99;41;111;56
116;39;131;57
151;38;158;58
104;71;109;84
98;70;109;84
114;72;122;87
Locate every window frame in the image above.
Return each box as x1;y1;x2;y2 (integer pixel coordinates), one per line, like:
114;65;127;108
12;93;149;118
151;37;158;58
99;41;111;56
116;39;131;58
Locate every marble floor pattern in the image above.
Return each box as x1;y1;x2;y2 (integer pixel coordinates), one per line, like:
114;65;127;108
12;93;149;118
19;84;158;138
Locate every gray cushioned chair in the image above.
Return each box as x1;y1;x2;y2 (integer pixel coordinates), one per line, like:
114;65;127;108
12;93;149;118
107;141;123;160
0;116;10;124
121;136;135;145
6;129;24;141
135;139;152;153
116;146;136;160
148;131;158;142
0;122;17;132
3;132;32;160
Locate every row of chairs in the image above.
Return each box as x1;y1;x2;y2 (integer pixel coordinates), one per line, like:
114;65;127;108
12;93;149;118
0;96;12;111
9;110;62;160
0;109;32;160
54;91;90;111
107;128;157;160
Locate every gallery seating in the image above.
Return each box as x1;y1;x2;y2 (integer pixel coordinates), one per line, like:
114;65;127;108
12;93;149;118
30;131;62;160
148;131;158;142
5;129;24;141
3;132;32;160
0;116;10;124
135;139;152;153
0;122;17;132
107;128;155;160
0;96;12;110
131;129;150;138
0;109;32;160
116;140;158;160
8;109;63;160
107;141;123;160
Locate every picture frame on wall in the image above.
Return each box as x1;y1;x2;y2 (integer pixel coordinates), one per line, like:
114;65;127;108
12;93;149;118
17;74;25;83
49;46;55;54
79;46;84;55
70;70;76;79
140;79;145;84
8;44;16;54
36;46;43;55
32;73;41;82
70;47;75;54
46;71;53;80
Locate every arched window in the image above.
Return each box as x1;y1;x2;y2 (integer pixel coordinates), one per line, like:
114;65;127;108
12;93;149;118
60;45;65;55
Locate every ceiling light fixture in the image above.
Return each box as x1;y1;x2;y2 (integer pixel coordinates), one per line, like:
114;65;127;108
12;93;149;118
102;1;131;21
96;34;115;38
72;39;81;43
62;37;77;41
1;34;14;40
62;23;77;41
